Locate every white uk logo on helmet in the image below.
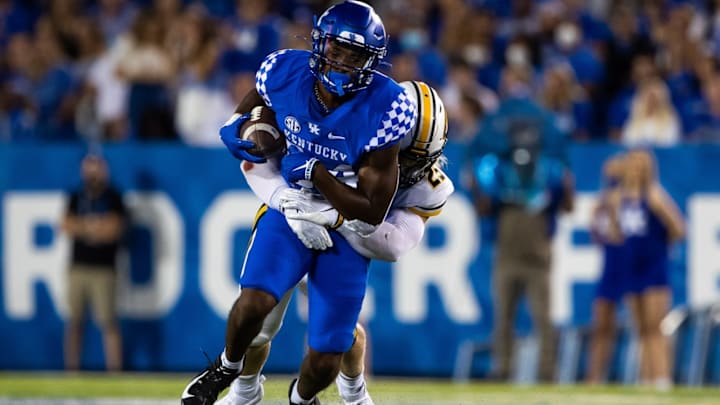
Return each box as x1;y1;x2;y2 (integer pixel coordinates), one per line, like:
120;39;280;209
338;31;365;44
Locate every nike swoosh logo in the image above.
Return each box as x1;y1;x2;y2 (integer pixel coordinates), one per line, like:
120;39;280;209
181;370;208;399
327;133;345;140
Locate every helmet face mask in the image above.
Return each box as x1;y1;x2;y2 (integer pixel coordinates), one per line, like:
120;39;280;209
398;80;448;187
322;38;375;70
313;37;377;93
310;1;387;95
399;148;440;187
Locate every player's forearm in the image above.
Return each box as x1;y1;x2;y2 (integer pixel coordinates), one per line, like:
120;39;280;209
313;145;400;225
341;209;426;261
311;162;395;225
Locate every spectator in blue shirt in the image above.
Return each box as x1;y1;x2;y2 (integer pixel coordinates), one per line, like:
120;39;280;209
470;65;567;163
87;0;138;47
437;4;504;90
548;20;604;93
687;74;720;141
0;0;37;48
538;62;593;141
221;0;284;74
6;28;78;142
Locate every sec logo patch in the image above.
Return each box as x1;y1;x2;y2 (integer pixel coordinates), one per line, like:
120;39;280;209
284;116;301;134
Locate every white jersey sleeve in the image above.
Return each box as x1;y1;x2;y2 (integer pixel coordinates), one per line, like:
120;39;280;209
338;209;426;262
240;159;288;211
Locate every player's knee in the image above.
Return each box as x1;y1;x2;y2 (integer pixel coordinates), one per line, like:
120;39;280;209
353;324;366;347
229;289;276;327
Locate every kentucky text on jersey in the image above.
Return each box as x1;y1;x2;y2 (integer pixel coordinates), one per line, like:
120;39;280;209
285;131;348;162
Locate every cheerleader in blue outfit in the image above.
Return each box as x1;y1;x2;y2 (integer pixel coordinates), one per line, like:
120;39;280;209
618;149;684;390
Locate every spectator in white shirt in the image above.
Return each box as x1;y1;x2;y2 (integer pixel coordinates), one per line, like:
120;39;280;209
621;79;681;147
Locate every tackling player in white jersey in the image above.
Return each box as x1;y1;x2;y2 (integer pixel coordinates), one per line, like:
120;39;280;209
217;81;453;405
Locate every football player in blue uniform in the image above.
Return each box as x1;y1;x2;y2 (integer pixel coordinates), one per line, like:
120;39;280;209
216;81;452;405
180;2;416;405
616;149;684;390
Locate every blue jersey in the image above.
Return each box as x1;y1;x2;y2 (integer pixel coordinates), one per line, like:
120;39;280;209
591;197;630;302
255;49;417;187
240;49;416;354
620;196;670;292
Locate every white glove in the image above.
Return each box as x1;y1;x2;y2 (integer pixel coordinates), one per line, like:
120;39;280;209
285;209;334;250
283;209;341;232
284;207;341;228
279;189;334;250
341;219;379;238
279;189;341;227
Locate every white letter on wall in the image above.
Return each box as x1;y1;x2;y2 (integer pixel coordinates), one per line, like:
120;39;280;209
3;192;69;319
552;193;600;324
394;195;481;323
688;194;720;309
201;192;262;318
118;192;183;318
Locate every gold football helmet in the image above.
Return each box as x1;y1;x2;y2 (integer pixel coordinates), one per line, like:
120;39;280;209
398;80;449;186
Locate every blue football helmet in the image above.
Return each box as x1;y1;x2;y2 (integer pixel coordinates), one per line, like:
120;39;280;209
309;0;388;96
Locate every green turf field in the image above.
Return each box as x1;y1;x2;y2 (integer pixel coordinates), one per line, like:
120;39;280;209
0;373;719;405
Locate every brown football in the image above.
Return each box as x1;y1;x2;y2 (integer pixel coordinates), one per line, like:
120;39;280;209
238;106;286;159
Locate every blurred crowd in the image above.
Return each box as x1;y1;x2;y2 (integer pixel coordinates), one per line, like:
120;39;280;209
4;0;720;147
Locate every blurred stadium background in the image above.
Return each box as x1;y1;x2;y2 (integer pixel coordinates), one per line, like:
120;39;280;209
2;0;720;403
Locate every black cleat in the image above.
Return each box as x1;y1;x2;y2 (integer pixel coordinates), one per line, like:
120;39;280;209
288;377;322;405
181;355;240;405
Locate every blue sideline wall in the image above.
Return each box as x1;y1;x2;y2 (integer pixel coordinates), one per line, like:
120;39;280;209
1;143;719;379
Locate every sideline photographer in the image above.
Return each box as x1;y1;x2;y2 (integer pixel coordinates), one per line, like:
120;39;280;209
470;119;574;382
